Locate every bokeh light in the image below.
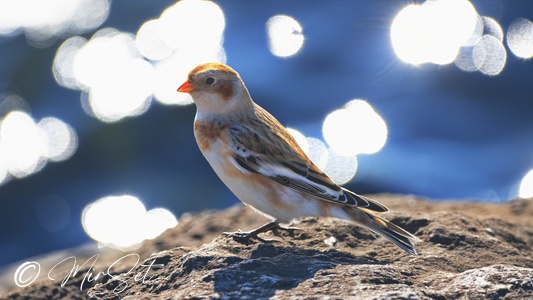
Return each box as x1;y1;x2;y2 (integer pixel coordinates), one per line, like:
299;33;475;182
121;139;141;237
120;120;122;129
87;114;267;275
0;111;47;178
323;149;358;185
0;164;9;185
144;208;180;239
52;0;227;119
37;117;78;162
507;18;533;59
463;14;483;47
81;195;178;249
391;0;512;75
0;93;31;115
71;29;155;122
266;15;304;58
473;35;507;76
323;100;387;156
482;16;503;43
138;0;226;106
0;97;78;184
306;138;328;170
53;36;88;90
390;0;478;65
0;0;109;47
156;0;225;56
135;19;174;61
454;46;478;72
518;169;533;199
455;22;507;75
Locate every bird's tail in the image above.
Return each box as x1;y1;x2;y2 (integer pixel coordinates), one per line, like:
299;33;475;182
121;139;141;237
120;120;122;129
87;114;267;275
342;206;421;255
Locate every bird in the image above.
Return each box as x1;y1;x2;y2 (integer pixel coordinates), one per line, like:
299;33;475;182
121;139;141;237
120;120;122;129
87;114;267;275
177;62;420;255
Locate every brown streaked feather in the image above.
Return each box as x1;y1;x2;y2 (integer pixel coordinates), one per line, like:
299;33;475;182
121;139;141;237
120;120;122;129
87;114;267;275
194;121;228;151
253;104;310;159
189;62;237;78
343;206;420;255
216;81;234;101
341;188;389;212
228;103;389;212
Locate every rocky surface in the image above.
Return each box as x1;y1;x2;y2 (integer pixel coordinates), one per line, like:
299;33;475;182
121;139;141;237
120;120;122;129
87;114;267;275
3;195;533;299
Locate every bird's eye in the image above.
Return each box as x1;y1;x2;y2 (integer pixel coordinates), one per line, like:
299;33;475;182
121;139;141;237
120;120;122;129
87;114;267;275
205;77;215;85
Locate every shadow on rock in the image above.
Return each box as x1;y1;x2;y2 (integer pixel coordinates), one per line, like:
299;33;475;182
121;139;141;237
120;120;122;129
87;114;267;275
210;243;383;299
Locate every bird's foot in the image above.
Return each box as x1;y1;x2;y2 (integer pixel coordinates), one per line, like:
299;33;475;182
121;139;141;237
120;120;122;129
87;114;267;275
223;230;268;243
223;221;284;244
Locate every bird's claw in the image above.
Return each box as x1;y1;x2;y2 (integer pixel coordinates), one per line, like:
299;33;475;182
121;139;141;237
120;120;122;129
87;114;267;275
223;221;298;244
223;230;271;244
223;230;252;243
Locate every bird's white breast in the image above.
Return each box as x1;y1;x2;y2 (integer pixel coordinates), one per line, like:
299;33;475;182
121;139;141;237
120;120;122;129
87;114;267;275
199;139;326;223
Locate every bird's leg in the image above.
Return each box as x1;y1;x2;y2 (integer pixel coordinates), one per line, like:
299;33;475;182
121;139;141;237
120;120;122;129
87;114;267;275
223;221;282;244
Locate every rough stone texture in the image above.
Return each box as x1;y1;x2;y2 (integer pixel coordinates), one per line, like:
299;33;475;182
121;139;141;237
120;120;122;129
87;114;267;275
3;195;533;299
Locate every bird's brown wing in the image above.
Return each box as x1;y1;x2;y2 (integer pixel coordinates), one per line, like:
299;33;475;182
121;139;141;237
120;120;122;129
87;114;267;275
227;104;388;213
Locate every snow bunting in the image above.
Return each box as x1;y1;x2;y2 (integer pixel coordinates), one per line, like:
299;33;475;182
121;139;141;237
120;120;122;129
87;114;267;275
177;62;420;255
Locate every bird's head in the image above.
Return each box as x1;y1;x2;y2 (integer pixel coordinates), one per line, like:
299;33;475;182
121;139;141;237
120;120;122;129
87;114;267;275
177;62;253;119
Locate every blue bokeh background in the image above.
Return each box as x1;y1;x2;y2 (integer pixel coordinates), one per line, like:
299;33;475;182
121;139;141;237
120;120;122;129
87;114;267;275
1;0;532;268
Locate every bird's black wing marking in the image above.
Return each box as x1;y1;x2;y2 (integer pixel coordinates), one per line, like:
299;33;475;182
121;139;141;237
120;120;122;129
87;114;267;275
229;124;388;212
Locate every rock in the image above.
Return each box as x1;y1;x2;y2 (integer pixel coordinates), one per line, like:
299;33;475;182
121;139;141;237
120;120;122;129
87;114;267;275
3;195;533;299
424;264;533;299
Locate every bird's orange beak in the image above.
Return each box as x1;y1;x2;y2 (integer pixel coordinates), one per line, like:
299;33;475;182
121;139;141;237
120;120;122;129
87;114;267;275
177;81;195;93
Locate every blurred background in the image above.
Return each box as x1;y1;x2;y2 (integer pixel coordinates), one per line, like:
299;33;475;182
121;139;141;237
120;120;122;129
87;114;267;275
1;0;533;268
